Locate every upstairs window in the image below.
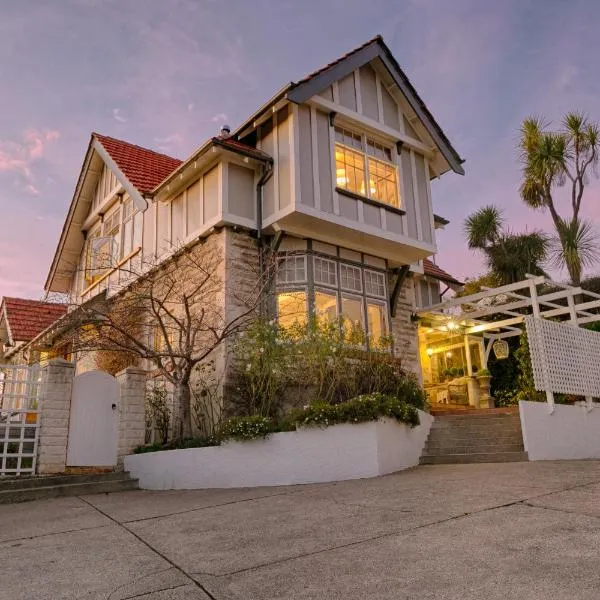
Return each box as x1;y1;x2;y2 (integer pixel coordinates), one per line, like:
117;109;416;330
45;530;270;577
334;126;399;208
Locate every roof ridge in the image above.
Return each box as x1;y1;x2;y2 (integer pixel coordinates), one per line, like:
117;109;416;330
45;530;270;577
2;296;67;306
92;132;182;162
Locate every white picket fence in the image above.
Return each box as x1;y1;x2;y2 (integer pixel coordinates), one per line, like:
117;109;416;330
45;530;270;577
0;365;41;476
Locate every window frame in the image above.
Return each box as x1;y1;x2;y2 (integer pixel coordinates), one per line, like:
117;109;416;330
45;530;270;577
334;126;400;209
275;249;391;349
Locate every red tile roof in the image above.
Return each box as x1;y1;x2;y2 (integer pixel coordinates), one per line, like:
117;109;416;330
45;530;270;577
423;259;463;286
1;298;68;342
93;133;182;195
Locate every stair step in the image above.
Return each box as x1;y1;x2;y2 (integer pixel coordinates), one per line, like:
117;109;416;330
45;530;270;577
0;476;138;504
424;443;525;455
420;452;529;465
0;471;129;491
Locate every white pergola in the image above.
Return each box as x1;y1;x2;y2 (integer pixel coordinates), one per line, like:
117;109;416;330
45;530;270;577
417;275;600;411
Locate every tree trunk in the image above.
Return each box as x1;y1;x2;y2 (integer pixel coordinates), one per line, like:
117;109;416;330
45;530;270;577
172;380;192;441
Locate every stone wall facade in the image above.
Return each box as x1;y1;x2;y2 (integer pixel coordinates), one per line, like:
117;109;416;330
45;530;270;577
115;367;147;464
389;277;421;379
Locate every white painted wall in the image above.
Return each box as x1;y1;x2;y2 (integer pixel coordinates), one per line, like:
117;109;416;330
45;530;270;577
519;400;600;460
125;413;433;490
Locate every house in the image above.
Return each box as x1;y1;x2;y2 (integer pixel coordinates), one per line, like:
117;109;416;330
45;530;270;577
40;35;463;390
0;297;68;365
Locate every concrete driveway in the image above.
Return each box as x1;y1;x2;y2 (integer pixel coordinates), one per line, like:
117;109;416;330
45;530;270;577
2;461;600;599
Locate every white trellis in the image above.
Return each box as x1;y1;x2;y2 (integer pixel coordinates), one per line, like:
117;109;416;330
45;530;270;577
417;275;600;413
0;364;42;476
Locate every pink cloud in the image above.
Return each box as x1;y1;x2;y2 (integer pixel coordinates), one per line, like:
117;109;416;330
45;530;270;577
0;128;60;194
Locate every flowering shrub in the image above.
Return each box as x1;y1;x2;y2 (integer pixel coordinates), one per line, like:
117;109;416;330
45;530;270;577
217;415;275;441
294;393;420;429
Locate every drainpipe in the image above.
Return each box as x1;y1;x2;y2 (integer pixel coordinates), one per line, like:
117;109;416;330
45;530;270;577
256;161;274;316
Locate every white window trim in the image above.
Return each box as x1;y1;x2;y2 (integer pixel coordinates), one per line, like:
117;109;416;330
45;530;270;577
364;268;387;299
313;256;338;288
334;132;400;208
276;255;308;285
339;263;363;293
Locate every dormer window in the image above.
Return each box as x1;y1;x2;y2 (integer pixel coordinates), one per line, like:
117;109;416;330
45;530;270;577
334;126;399;208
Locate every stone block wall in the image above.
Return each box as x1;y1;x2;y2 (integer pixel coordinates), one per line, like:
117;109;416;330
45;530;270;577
389;277;420;379
37;359;75;474
116;367;147;464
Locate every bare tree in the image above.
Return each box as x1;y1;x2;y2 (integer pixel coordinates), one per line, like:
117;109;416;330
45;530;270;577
62;238;270;441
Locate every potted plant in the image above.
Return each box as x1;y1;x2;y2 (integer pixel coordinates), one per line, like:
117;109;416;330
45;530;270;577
476;368;494;408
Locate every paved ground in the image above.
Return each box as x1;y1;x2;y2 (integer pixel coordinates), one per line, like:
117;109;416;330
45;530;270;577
2;461;600;599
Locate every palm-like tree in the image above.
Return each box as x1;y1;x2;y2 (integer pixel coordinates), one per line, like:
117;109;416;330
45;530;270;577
519;112;600;284
464;205;549;285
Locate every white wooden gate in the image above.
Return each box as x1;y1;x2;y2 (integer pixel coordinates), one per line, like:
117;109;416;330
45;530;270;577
0;364;41;476
66;371;118;467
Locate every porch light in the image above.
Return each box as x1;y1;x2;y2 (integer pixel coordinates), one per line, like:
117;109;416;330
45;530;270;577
492;339;509;360
446;351;452;358
426;347;434;356
446;319;457;331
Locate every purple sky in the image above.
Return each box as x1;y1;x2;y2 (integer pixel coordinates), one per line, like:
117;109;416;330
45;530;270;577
2;0;600;298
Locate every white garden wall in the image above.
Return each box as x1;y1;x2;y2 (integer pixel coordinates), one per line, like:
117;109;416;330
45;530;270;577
519;400;600;460
124;412;433;490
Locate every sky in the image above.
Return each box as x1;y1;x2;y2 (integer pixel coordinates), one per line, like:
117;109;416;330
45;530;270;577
2;0;600;299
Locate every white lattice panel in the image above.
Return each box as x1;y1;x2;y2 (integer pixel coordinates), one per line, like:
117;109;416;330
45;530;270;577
525;317;600;397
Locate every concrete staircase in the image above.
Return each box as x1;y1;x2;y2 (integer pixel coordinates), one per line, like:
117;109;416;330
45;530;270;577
0;471;139;504
420;409;528;465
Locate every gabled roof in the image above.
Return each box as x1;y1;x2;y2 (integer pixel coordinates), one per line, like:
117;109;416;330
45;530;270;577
234;35;464;176
1;297;67;343
423;259;463;287
93;133;182;195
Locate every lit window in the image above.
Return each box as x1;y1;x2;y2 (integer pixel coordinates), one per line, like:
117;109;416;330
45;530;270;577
314;257;337;287
368;157;398;207
277;291;308;329
334;126;399;208
340;264;362;292
277;256;307;284
367;301;387;347
341;296;364;339
335;145;365;194
315;290;338;321
364;270;386;298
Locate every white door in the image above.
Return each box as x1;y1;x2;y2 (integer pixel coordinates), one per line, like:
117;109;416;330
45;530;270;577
66;371;118;467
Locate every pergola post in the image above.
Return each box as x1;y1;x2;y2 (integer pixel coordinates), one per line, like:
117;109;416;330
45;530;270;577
464;335;473;376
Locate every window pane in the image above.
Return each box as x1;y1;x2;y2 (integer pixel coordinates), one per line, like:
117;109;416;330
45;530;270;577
314;291;338;322
277;291;308;329
277;255;306;284
367;157;398;207
340;264;363;292
341;296;364;341
367;301;388;348
364;269;386;298
335;144;365;195
314;257;337;286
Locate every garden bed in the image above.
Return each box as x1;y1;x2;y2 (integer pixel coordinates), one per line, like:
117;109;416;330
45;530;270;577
124;411;433;490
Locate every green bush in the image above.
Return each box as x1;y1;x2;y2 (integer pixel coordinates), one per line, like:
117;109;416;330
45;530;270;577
133;393;421;452
217;415;275;441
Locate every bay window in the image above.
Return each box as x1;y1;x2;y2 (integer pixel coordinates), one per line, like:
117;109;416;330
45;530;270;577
334;126;399;208
275;251;390;347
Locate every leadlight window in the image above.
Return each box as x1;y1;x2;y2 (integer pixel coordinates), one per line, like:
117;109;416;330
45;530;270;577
275;251;390;347
314;257;337;287
277;255;307;284
334;126;399;208
340;264;363;293
364;269;386;299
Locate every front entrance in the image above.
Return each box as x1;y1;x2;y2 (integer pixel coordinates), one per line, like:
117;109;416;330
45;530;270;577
66;371;118;467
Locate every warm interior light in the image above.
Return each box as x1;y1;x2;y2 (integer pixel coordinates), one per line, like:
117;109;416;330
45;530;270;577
446;351;452;358
336;168;347;186
447;320;457;331
426;347;434;356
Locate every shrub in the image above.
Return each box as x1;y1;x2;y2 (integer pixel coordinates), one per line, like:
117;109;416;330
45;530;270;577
145;384;172;444
217;415;275;441
293;393;420;429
